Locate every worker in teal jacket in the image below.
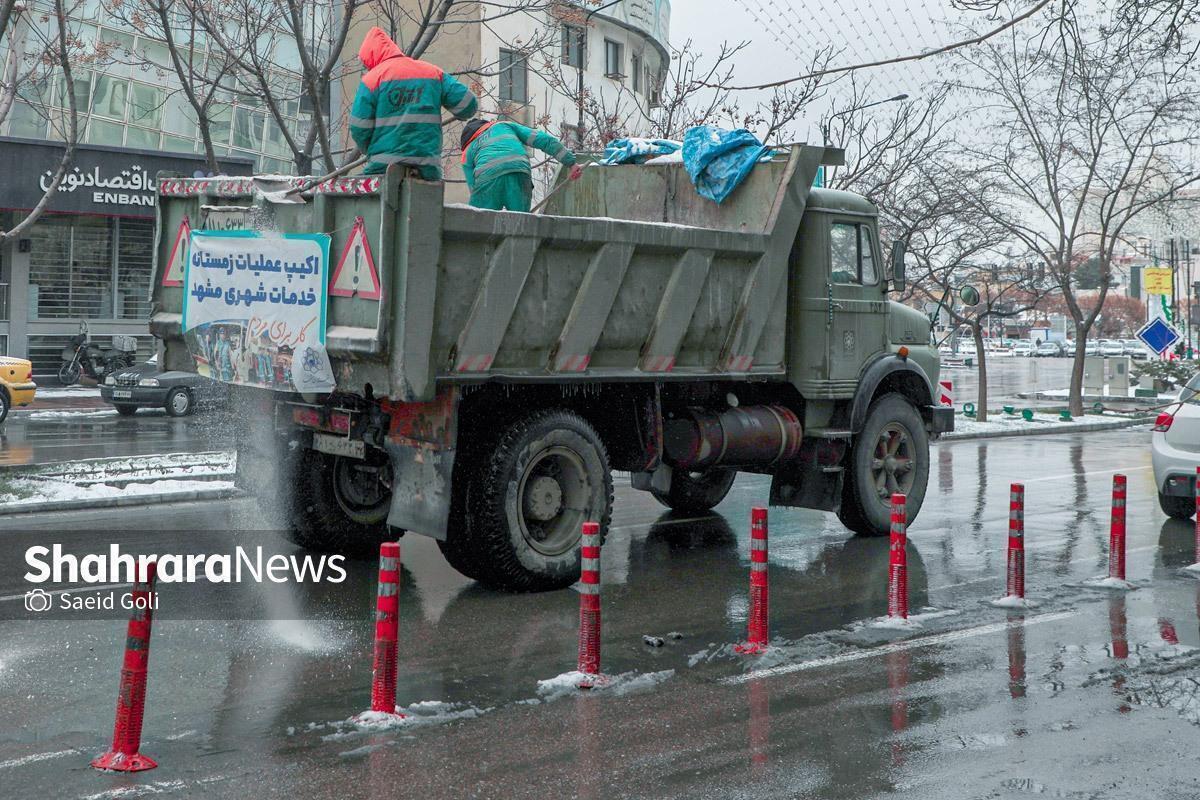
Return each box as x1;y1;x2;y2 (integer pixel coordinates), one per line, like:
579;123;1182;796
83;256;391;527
349;27;478;178
460;118;582;212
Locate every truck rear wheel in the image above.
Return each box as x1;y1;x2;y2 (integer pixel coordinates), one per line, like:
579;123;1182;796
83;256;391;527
650;468;737;513
838;393;929;536
443;409;613;592
284;449;394;557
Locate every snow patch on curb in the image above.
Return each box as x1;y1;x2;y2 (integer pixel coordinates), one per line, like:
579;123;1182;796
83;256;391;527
0;477;235;507
28;409;117;420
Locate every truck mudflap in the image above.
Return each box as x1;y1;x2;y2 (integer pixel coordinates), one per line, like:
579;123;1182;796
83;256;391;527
929;405;954;435
379;389;459;540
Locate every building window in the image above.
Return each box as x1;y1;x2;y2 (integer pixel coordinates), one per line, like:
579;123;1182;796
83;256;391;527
562;25;585;68
604;39;623;79
561;123;585;149
631;53;642;93
498;48;528;103
648;67;663;107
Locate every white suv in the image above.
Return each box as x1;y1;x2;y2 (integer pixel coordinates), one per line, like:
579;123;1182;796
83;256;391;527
1152;373;1200;518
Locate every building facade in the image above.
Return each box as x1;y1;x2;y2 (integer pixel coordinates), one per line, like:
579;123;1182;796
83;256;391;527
0;138;252;372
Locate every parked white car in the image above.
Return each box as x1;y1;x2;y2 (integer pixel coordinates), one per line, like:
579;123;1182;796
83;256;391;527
1012;341;1034;357
1099;339;1126;357
1151;373;1200;518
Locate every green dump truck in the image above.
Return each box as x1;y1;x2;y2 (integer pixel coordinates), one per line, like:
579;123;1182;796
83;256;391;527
148;145;950;591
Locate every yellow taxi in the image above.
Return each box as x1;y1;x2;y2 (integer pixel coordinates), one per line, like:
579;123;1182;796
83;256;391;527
0;356;36;423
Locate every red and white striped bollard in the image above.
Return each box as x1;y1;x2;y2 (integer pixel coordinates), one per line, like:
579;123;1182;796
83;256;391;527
1007;483;1025;599
888;494;908;619
577;522;603;688
369;541;404;716
1108;474;1127;581
92;560;158;772
938;380;953;407
736;507;769;655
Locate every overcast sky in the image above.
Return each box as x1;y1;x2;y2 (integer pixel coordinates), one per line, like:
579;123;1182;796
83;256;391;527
668;0;1013;140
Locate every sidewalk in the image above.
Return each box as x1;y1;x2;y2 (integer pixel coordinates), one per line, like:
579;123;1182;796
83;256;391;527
940;411;1152;441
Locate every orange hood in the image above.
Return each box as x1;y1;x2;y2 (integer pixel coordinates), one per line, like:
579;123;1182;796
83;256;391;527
358;27;404;70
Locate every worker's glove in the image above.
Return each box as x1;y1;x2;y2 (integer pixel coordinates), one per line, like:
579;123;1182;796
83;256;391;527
569;164;584;181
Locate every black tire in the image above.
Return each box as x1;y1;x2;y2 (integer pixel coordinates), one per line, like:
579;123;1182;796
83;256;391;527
0;389;9;425
650;468;738;513
1159;492;1194;520
838;392;930;536
114;404;138;416
283;449;394;558
164;387;192;417
58;362;80;386
443;409;613;592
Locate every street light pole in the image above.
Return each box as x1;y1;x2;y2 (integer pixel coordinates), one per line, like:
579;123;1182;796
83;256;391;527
818;93;908;186
577;0;623;144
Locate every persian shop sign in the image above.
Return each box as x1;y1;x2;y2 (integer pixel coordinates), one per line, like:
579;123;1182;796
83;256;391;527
0;136;252;216
39;164;157;207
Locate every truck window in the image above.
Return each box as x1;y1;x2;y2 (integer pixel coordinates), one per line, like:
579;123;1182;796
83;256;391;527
830;222;878;285
830;223;857;283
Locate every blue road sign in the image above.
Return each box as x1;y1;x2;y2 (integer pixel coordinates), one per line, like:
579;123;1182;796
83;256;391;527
1137;317;1181;355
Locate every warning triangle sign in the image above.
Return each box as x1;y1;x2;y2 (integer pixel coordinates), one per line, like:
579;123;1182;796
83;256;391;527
330;216;381;300
161;216;190;287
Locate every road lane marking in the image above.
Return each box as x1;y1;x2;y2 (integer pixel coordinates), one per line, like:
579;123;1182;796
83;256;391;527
1020;465;1151;484
722;609;1077;685
928;544;1159;592
0;582;132;603
0;748;78;770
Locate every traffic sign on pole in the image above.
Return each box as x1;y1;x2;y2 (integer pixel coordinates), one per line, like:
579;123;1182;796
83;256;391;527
1136;317;1181;355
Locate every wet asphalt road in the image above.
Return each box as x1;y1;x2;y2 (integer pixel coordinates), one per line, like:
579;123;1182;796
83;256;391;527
0;409;234;466
2;427;1200;799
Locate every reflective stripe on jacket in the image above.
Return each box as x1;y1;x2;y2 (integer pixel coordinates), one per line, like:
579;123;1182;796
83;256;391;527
349;27;478;177
462;121;576;191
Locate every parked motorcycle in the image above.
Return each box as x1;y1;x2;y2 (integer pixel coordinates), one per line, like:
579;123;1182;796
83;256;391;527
58;321;138;386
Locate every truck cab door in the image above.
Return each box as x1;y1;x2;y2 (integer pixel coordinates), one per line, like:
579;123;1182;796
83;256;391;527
827;221;887;382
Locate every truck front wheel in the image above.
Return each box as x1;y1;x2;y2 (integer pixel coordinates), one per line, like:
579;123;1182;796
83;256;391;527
838;393;929;536
650;468;737;513
445;409;613;592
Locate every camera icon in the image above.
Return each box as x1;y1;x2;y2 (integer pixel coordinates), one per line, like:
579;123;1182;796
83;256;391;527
24;588;52;613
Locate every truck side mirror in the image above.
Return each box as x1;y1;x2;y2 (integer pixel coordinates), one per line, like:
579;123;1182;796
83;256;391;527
890;241;907;290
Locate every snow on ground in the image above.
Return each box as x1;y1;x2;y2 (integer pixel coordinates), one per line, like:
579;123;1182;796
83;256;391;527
28;409;116;420
30;386;102;399
989;594;1040;609
943;412;1147;439
0;477;234;507
1079;575;1138;591
320;701;488;742
535;669;675;702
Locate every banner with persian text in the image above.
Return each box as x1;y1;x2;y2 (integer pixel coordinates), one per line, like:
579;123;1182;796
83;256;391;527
181;230;335;394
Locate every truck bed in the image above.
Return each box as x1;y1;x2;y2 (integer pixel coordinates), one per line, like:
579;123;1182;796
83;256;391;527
150;145;840;402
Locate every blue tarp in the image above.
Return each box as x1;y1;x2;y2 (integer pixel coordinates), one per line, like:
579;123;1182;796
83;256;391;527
681;126;772;204
599;137;681;165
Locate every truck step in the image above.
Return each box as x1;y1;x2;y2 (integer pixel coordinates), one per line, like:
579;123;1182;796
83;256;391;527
807;429;853;440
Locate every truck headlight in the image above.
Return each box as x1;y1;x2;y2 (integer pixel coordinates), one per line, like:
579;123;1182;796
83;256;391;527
104;376;116;385
138;378;160;387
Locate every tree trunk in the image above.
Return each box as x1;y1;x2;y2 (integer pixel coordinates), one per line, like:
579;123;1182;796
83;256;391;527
972;322;988;422
1068;329;1088;416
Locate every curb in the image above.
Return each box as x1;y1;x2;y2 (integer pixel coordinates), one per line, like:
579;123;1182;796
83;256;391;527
2;485;242;515
938;416;1152;442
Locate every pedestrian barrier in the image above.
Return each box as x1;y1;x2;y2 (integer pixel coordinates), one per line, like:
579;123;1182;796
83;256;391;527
938;380;953;407
368;541;403;717
1109;474;1127;581
735;507;770;655
888;494;909;620
92;561;158;773
576;521;603;689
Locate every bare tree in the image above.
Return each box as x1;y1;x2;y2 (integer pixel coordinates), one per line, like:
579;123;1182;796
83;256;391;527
102;0;234;171
0;0;80;243
958;3;1200;414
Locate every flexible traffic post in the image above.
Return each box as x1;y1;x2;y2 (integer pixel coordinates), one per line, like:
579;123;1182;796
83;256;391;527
888;494;908;619
1007;483;1025;599
370;541;403;716
92;561;158;772
1108;474;1127;581
577;521;602;688
736;507;770;655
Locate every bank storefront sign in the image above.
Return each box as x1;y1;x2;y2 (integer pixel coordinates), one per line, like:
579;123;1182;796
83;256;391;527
0;136;252;217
